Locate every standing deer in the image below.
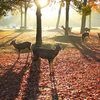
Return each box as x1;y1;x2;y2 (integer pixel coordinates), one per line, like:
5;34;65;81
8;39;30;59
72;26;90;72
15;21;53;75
10;40;31;59
98;33;100;39
82;33;89;42
33;44;61;76
61;25;72;33
85;27;90;32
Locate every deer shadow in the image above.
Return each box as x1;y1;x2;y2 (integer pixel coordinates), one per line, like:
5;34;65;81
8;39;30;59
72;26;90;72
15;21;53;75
71;36;100;62
51;34;100;62
0;32;16;40
50;74;59;100
0;32;24;47
0;56;29;99
23;59;41;100
90;34;99;40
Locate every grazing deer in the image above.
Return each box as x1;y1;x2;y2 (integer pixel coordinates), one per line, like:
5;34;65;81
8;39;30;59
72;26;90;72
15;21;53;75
82;32;89;42
61;25;72;33
10;40;31;59
33;44;61;75
85;27;90;32
98;33;100;39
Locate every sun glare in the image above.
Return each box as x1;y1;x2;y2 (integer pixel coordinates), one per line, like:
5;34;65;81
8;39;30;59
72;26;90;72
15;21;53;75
39;0;47;7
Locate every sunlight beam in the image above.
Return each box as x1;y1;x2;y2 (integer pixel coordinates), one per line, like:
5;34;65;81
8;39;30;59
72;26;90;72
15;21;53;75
39;0;47;7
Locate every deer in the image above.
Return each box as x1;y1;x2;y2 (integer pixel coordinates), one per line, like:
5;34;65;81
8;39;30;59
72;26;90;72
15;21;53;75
85;27;90;32
97;33;100;39
61;25;72;33
82;32;89;42
32;44;61;76
10;40;31;59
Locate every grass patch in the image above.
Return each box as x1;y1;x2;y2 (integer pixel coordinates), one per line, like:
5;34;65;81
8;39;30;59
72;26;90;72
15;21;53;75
0;29;100;53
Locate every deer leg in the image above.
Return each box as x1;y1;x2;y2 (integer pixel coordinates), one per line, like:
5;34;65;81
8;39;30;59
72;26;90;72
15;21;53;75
48;59;51;74
27;48;33;60
26;52;29;64
48;59;54;76
18;50;20;59
99;35;100;39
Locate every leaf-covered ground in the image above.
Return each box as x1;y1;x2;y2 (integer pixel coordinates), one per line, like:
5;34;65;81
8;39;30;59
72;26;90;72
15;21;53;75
0;29;100;100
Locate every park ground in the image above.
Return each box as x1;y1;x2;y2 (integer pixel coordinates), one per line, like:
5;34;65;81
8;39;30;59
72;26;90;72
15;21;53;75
0;28;100;100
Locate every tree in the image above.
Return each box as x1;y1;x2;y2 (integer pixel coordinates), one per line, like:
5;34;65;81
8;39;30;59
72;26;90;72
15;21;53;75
56;0;70;36
34;0;50;47
24;0;33;29
56;0;64;29
80;0;100;34
0;0;21;20
88;0;100;29
18;0;33;30
20;1;23;28
0;0;32;29
80;0;87;34
73;0;91;34
56;3;62;29
65;0;70;36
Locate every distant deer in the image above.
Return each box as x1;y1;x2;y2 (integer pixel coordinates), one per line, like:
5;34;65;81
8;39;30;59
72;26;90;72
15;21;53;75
97;33;100;39
82;32;89;42
33;44;61;76
10;40;31;59
20;26;24;29
61;25;72;33
13;26;16;29
85;27;90;32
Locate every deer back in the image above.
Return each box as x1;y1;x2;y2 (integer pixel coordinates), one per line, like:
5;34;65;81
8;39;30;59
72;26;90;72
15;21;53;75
15;42;31;50
33;44;61;60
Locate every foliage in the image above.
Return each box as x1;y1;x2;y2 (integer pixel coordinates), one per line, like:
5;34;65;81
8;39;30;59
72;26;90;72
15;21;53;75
74;0;91;16
60;0;65;7
80;5;91;16
88;0;99;12
0;0;33;20
73;0;100;14
0;0;21;19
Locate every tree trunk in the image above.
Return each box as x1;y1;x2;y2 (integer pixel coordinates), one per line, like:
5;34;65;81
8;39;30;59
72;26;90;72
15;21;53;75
20;1;23;29
65;0;70;36
24;1;27;30
56;4;62;29
89;12;91;29
80;0;87;34
80;15;86;34
35;4;42;47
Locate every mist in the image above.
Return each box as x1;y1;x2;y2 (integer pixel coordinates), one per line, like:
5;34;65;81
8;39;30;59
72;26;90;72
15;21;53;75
0;5;100;29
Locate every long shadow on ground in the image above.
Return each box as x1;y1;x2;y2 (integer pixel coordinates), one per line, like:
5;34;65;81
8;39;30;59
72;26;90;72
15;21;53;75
0;32;15;40
23;59;41;100
0;32;24;47
0;57;28;99
51;35;100;62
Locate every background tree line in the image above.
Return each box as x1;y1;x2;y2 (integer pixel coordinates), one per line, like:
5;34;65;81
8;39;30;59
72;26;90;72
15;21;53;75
0;0;100;46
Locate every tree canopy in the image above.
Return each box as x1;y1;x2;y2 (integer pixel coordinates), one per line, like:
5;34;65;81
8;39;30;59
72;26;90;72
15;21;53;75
0;0;20;19
0;0;33;20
